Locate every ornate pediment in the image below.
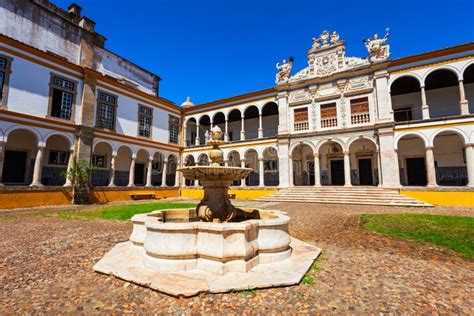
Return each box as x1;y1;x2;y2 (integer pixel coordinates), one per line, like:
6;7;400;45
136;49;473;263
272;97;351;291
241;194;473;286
278;30;390;85
289;89;311;104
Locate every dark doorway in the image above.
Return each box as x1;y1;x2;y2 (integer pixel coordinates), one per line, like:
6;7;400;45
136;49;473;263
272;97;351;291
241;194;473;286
3;150;27;184
358;159;374;185
307;161;315;185
330;159;344;185
406;157;427;186
134;163;145;186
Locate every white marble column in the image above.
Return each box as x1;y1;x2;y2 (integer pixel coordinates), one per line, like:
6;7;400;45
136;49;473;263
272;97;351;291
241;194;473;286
258;158;265;187
108;154;117;187
240;159;247;187
63;150;74;187
0;141;6;186
465;144;474;187
224;119;229;142
174;168;180;187
343;151;352;187
183;126;187;147
425;146;437;187
420;86;430;120
258;114;263;139
127;156;136;187
458;80;469;115
376;151;382;187
240;116;245;140
195;124;200;145
161;160;168;187
30;145;45;187
146;158;153;187
194;179;198;187
224;160;229;167
313;153;320;186
288;156;294;187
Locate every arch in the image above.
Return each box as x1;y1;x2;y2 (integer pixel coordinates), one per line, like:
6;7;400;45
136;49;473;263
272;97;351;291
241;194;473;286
136;148;151;160
4;125;40;144
262;146;279;186
184;155;195;165
115;144;133;154
347;136;378;151
166;154;178;186
197;153;209;166
394;132;429;150
43;132;73;149
227;108;242;120
243;104;260;116
212;111;226;124
389;73;422;92
243;148;259;186
227;150;241;162
198;114;211;126
314;138;344;153
432;130;468;186
423;65;461;85
290;141;317;155
291;142;315;186
429;128;469;146
92;139;115;152
461;61;474;78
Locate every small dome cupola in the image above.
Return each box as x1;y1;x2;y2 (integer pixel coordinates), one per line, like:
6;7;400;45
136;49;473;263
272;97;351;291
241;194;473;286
181;96;195;108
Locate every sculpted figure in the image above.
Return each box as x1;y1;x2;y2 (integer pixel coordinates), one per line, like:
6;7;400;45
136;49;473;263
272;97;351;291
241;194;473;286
363;28;390;62
330;31;340;44
275;58;293;84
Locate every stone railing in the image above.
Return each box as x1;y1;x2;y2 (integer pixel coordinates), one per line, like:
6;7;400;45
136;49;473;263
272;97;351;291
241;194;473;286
294;121;309;131
351;112;370;125
321;117;337;128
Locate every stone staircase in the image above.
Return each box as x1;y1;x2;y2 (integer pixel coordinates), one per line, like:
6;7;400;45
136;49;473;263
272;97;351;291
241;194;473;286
256;187;432;207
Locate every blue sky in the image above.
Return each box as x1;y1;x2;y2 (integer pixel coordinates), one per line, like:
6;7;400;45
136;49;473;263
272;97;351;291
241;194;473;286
55;0;474;105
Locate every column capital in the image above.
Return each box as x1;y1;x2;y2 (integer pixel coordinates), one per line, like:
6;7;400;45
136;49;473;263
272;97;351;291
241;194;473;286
464;143;474;148
343;150;350;155
425;146;434;150
131;154;137;159
258;158;265;162
313;153;320;158
148;157;154;162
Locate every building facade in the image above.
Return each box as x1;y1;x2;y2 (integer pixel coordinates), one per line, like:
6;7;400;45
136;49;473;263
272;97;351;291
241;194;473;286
0;1;473;207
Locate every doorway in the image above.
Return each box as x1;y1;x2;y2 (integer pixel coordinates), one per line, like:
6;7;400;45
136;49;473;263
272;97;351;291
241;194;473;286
3;150;27;184
406;157;427;186
358;158;373;185
330;159;344;185
134;163;145;186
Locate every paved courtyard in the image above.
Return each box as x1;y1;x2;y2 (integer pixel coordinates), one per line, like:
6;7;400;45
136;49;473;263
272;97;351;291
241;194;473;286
0;201;473;314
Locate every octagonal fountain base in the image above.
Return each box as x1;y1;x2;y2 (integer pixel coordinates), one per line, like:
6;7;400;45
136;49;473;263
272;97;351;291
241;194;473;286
94;208;321;297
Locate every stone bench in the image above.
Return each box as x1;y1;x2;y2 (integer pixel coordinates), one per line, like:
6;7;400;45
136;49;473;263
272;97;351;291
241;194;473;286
129;193;155;200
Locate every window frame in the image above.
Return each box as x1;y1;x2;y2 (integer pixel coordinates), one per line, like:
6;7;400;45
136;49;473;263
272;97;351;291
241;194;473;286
0;54;13;109
137;104;154;139
92;154;107;169
47;150;70;166
47;73;78;122
95;90;119;131
168;114;180;144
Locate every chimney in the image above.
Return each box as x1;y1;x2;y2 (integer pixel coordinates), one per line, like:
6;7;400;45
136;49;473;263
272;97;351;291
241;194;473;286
67;3;82;17
79;17;96;32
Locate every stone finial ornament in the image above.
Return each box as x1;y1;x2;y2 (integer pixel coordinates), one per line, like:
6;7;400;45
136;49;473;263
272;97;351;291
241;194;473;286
363;28;390;62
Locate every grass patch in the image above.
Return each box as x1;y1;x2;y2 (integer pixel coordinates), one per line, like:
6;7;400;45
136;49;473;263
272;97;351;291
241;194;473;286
302;275;315;286
58;202;196;221
232;286;257;298
362;214;474;260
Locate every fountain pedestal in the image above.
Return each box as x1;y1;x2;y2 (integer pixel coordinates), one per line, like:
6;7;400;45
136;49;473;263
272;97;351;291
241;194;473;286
94;126;321;297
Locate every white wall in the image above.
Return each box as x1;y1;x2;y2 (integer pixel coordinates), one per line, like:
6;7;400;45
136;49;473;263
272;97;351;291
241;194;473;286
5;51;83;121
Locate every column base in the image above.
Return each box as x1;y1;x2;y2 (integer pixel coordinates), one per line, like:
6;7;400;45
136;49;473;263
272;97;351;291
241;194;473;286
30;183;43;187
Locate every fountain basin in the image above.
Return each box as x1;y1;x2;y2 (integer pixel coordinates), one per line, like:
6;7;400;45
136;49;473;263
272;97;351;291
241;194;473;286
129;208;291;275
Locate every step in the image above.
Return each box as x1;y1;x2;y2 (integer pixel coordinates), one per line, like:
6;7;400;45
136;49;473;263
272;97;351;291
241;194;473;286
257;198;430;207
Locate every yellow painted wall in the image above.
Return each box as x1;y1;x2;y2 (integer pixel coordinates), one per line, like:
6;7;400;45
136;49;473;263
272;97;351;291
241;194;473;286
180;188;277;200
401;190;474;207
0;188;179;209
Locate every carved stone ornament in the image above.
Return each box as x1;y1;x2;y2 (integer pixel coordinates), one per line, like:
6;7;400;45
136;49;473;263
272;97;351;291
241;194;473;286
275;58;293;84
288;30;370;84
289;89;311;103
345;76;372;93
363;28;390;62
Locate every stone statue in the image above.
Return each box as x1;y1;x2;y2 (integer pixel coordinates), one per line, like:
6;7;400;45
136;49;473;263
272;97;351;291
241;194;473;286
204;130;209;144
330;31;340;44
275;58;293;84
363;28;390;62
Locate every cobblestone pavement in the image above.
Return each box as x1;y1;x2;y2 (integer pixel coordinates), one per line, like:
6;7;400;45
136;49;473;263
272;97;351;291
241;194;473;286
1;202;473;314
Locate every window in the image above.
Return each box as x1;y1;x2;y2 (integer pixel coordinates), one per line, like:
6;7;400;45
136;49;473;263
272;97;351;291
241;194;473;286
138;105;153;138
350;97;370;124
96;92;117;130
169;115;180;144
49;75;76;120
320;102;337;128
293;107;309;131
48;150;69;165
394;107;413;122
0;55;13;108
92;155;106;168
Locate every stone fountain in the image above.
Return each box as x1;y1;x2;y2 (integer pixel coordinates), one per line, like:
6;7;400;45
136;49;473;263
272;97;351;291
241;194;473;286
94;126;321;297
